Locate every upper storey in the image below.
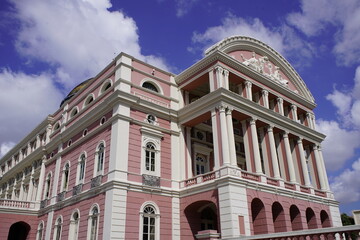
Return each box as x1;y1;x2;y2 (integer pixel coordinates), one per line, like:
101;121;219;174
205;36;315;104
176;36;316;110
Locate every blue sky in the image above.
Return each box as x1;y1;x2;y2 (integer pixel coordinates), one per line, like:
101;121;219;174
0;0;360;214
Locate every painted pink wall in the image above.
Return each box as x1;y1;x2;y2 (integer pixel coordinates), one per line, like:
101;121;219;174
0;213;37;240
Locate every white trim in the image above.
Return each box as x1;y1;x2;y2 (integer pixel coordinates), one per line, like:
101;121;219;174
53;215;63;240
83;93;95;109
141;127;162;177
139;201;160;240
60;161;70;192
68;209;80;240
93;141;106;177
98;78;113;97
76;152;87;185
87;204;100;240
68;106;79;120
36;220;45;240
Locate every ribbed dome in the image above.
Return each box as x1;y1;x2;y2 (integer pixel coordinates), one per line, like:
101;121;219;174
60;78;93;107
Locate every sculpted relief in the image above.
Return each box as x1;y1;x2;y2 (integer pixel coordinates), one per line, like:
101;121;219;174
240;52;289;86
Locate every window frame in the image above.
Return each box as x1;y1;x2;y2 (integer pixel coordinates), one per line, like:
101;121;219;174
36;221;44;240
53;216;63;240
77;153;87;185
140;127;163;177
61;162;70;192
69;209;80;240
93;142;106;177
140;78;163;95
139;202;160;240
87;204;100;240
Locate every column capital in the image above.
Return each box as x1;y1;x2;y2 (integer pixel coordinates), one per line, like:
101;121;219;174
297;137;304;144
312;144;320;150
215;66;224;74
282;131;289;138
216;104;227;113
266;125;274;132
277;97;283;104
306;112;312;117
249;117;257;125
244;80;252;88
261;89;269;97
291;104;297;110
225;107;234;115
223;69;229;77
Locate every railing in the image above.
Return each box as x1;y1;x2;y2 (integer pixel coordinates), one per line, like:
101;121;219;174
267;178;279;186
203;172;216;182
284;182;296;190
300;186;311;193
0;199;36;209
57;191;65;202
315;189;327;197
232;225;360;240
241;171;260;182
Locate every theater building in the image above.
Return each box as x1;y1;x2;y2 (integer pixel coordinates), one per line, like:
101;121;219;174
0;36;344;239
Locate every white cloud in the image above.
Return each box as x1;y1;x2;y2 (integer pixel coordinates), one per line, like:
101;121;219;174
316;119;360;171
0;142;16;159
192;15;286;54
326;89;352;116
288;0;360;66
0;69;63;158
331;158;360;204
175;0;199;17
11;0;169;90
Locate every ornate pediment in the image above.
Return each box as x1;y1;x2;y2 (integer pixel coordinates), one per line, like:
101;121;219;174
239;52;289;87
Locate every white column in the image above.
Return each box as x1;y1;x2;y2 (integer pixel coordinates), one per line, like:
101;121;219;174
267;126;281;178
224;69;229;90
226;108;237;166
186;127;193;177
311;113;316;129
211;110;221;170
291;104;298;121
261;90;269;108
36;157;46;201
244;81;252;100
306;112;313;129
249;118;262;174
241;120;252;172
36;135;41;149
282;132;296;183
277;97;284;115
218;105;230;166
215;66;224;88
314;145;328;190
209;68;215;92
237;83;243;97
318;146;330;190
297;138;311;186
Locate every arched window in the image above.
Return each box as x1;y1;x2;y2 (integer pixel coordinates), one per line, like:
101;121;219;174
83;94;95;109
99;79;113;96
53;122;61;132
272;202;286;233
36;222;44;240
69;107;79;119
195;154;207;175
69;210;80;240
290;205;303;231
145;143;156;172
44;173;52;199
88;205;100;240
53;217;63;240
62;163;70;191
251;198;268;235
97;143;105;174
142;82;158;93
140;204;160;240
78;154;86;184
320;210;331;228
306;207;317;229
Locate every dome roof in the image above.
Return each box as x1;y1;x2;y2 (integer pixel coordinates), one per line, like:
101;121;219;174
60;78;93;107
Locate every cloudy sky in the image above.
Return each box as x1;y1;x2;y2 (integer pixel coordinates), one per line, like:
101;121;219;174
0;0;360;214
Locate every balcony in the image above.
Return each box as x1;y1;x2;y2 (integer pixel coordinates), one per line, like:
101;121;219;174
57;191;65;202
0;199;37;209
179;166;328;199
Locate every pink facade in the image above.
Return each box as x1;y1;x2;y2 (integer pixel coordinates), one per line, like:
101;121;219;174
0;36;344;240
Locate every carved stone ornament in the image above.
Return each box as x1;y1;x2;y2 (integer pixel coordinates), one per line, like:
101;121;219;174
142;174;160;187
72;183;83;196
91;175;102;188
240;52;289;86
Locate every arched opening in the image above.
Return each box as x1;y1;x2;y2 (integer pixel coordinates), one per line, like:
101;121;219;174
7;221;30;240
184;201;218;237
290;205;303;231
272;202;286;233
306;207;317;229
251;198;268;235
320;210;331;228
142;81;159;93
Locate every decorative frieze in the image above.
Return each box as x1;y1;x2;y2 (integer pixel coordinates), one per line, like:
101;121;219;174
91;175;102;188
72;183;83;196
142;174;160;187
